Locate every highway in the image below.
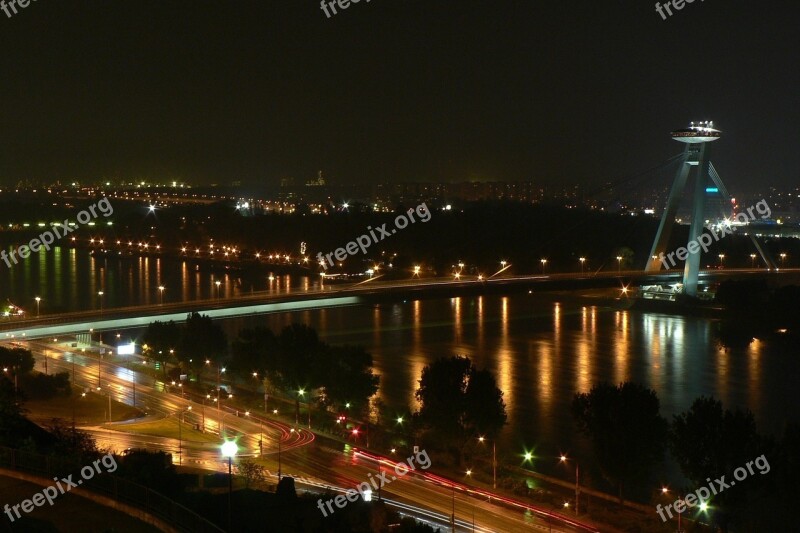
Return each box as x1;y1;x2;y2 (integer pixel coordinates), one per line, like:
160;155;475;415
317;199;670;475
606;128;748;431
16;338;601;532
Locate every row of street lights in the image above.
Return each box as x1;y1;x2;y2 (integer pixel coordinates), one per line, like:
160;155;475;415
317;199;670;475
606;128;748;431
30;284;171;320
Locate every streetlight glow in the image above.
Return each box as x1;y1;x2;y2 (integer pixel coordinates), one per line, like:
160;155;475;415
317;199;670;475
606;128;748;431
221;440;238;458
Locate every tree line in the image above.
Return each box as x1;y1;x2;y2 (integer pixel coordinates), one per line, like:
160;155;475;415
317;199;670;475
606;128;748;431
572;381;798;532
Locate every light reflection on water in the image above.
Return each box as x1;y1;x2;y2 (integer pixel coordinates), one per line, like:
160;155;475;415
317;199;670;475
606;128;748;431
218;293;798;473
3;251;797;480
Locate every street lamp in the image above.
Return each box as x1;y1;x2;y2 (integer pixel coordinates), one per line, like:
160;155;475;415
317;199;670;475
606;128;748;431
254;372;269;412
450;478;456;531
478;436;497;489
616;256;622;273
158;285;165;305
523;451;534;464
780;252;787;268
559;454;580;515
98;291;104;315
96;385;112;423
245;411;265;457
661;487;684;532
35;296;41;318
297;389;310;428
215;280;221;299
718;253;725;268
176;406;192;465
540;259;547;274
579;257;585;274
206;360;226;432
750;253;757;268
220;440;238;533
2;367;17;404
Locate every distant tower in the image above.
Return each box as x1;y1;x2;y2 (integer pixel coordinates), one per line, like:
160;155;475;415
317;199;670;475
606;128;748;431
652;122;719;296
646;121;773;296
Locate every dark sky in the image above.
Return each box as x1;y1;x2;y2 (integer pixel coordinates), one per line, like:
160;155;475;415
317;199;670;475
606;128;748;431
0;1;797;190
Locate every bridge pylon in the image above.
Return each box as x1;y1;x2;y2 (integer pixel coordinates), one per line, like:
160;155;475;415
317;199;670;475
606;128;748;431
645;121;773;297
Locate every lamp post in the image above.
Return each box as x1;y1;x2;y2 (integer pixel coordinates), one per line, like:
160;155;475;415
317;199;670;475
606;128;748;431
579;257;585;274
750;253;757;268
220;440;238;533
2;367;18;404
215;280;221;299
176;406;192;465
478;436;497;489
297;388;310;428
540;258;547;274
206;360;226;432
780;252;787;268
662;487;684;533
158;285;165;305
559;455;580;515
616;256;622;273
465;470;475;532
718;253;725;268
35;296;41;318
98;291;104;316
96;386;112;422
202;394;211;433
254;372;269;412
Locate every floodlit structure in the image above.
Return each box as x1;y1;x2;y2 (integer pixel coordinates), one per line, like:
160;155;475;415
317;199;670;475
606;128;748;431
646;121;773;296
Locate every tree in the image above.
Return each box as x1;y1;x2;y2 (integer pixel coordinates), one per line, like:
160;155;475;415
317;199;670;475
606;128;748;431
0;346;35;374
670;396;764;531
229;327;277;382
318;345;379;414
415;356;506;463
45;419;101;460
0;376;27;447
273;324;326;421
572;382;668;500
20;372;71;399
463;367;507;438
236;459;267;488
178;313;228;373
142;320;181;375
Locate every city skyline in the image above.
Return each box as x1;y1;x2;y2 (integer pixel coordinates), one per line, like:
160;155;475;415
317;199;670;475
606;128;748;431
0;2;797;189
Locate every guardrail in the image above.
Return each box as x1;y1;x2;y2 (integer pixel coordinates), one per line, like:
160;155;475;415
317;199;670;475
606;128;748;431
0;446;224;533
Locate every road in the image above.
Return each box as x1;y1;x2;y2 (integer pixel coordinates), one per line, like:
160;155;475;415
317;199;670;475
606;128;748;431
17;338;601;532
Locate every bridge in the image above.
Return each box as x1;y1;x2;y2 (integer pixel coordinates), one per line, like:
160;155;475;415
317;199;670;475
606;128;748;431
1;268;794;340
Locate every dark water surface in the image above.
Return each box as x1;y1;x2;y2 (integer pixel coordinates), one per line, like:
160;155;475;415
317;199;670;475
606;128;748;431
4;249;798;482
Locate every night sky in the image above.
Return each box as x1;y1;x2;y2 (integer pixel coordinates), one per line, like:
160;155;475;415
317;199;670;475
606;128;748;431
0;1;797;190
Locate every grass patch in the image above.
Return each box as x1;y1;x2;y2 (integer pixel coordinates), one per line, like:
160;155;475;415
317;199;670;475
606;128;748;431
115;418;219;443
